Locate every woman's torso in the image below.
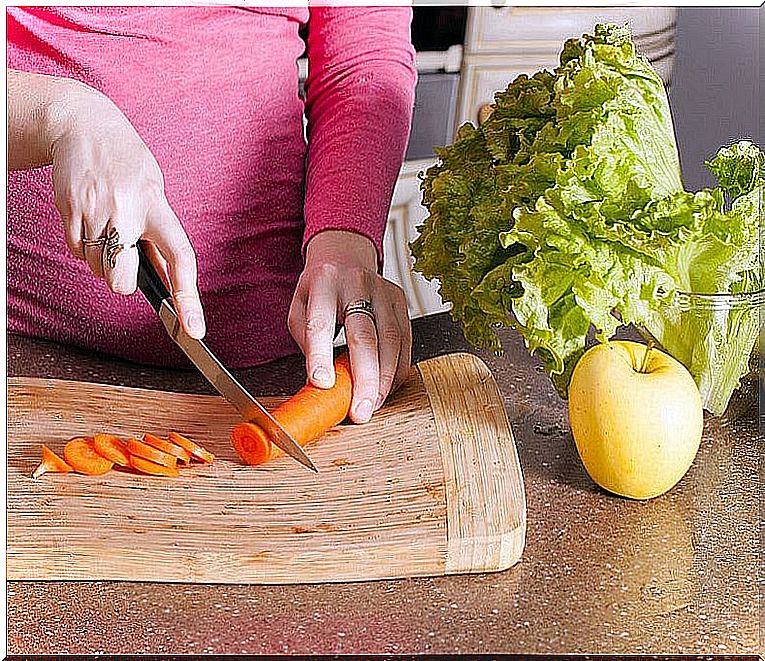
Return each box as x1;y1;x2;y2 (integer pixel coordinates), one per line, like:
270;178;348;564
8;6;310;367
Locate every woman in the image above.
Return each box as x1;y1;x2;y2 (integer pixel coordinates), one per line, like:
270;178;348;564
7;6;417;424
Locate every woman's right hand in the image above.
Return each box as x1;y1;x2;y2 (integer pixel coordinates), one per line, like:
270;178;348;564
9;72;206;339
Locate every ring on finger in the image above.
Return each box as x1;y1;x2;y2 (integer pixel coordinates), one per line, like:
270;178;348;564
81;235;107;249
101;227;136;271
343;298;375;324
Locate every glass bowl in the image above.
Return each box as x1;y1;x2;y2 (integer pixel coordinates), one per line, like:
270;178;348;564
642;288;763;421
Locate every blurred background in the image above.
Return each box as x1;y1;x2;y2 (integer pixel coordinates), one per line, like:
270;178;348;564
671;7;761;190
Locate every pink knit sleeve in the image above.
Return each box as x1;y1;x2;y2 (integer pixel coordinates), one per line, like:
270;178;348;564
303;6;417;267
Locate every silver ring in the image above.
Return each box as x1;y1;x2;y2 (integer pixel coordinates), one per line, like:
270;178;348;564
101;226;136;270
343;298;375;323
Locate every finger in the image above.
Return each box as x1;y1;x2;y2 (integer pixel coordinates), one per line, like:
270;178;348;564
140;239;172;290
54;187;86;260
370;296;402;411
345;310;380;423
303;276;338;389
79;179;109;277
62;211;85;260
80;216;110;278
287;281;309;352
144;202;206;339
99;188;145;295
82;230;107;279
102;223;141;296
390;283;412;392
392;295;413;394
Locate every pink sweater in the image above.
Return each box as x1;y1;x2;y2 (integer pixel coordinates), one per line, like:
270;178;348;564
7;6;416;367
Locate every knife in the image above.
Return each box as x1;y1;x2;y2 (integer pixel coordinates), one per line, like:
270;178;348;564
135;242;319;473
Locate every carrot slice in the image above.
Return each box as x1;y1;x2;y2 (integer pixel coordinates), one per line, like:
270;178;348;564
128;454;180;477
231;352;353;466
32;444;74;479
93;433;130;467
231;422;272;465
63;437;114;476
126;437;177;468
142;433;191;464
168;431;215;464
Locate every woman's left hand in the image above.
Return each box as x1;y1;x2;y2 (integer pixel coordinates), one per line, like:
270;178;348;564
288;230;411;424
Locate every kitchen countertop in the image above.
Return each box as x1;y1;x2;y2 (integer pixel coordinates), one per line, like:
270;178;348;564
5;313;761;656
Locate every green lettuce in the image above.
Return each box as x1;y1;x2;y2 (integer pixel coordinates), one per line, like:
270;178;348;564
411;23;763;415
639;150;763;415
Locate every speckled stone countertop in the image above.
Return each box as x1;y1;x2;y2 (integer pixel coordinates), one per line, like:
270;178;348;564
6;313;760;655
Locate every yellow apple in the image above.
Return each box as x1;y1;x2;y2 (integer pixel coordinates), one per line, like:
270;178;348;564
568;340;703;500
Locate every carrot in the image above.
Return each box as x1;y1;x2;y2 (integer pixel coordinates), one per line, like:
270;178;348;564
168;431;215;464
142;433;191;465
230;422;272;465
231;352;353;466
63;437;114;476
93;433;130;467
32;444;73;479
128;454;180;478
126;437;177;468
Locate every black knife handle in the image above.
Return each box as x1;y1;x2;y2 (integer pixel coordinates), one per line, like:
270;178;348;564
136;242;173;314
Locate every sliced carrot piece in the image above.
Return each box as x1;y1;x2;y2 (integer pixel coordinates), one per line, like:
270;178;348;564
142;433;191;464
32;444;74;479
128;454;180;477
168;431;215;464
126;437;177;468
63;437;114;476
93;433;131;467
230;422;273;466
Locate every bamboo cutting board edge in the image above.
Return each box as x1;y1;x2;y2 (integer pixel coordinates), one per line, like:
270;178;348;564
7;352;526;584
417;354;526;575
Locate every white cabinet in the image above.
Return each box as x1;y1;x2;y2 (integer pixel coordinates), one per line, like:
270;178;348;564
382;159;448;319
457;7;677;126
384;7;678;319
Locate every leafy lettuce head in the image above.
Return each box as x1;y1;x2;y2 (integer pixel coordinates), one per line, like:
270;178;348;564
412;24;682;370
411;23;763;413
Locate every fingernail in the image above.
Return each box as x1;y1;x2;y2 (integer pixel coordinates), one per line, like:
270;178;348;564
354;399;374;423
186;313;205;338
312;366;333;388
374;394;385;410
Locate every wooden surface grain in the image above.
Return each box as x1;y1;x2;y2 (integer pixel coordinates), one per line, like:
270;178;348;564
7;352;525;584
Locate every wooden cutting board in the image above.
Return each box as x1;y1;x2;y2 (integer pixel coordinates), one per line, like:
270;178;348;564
7;352;526;584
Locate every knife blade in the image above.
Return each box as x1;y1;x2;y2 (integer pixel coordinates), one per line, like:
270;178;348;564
135;242;318;473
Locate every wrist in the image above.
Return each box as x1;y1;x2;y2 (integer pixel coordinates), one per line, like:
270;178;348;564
44;78;114;155
305;230;378;272
8;71;101;169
